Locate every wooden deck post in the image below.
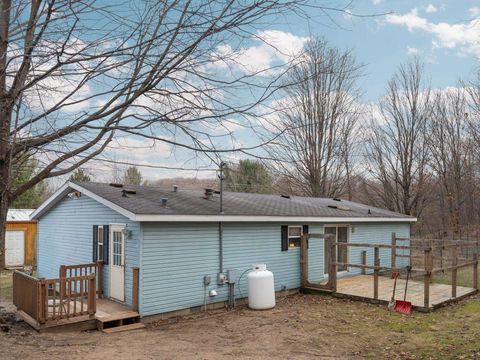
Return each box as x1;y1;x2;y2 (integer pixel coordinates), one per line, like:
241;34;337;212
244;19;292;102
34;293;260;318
424;248;432;310
361;250;367;275
300;234;308;288
391;232;396;272
59;265;66;298
38;279;47;324
328;236;337;292
452;246;457;298
132;267;140;312
473;252;478;291
88;274;96;318
96;260;103;298
374;247;379;300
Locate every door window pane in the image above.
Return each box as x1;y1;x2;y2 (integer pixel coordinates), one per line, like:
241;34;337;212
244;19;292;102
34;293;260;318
113;231;123;266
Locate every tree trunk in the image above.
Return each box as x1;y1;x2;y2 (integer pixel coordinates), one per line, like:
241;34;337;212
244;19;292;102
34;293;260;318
0;167;9;269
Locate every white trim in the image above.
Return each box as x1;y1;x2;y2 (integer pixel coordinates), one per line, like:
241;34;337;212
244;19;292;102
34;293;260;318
30;182;136;221
30;181;417;224
134;215;417;223
30;182;71;220
109;223;126;302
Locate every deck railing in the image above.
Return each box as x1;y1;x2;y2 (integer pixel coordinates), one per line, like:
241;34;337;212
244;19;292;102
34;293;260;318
39;273;96;323
13;271;39;321
59;261;103;297
13;269;97;325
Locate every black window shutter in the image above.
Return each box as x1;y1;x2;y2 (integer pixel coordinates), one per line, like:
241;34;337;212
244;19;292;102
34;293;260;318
103;225;109;265
92;225;98;262
303;225;309;248
281;225;288;251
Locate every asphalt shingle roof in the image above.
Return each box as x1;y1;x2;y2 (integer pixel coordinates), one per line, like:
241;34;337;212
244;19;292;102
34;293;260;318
74;181;413;219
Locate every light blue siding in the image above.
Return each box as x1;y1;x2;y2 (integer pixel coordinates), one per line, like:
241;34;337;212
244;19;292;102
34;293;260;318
37;194;140;306
140;221;410;316
36;190;411;316
349;223;410;275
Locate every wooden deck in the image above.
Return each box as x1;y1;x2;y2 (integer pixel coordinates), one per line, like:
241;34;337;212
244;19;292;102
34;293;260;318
335;274;477;310
17;298;141;332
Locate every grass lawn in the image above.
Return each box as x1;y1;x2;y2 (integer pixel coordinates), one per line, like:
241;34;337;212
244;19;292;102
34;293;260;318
433;266;477;288
0;269;12;301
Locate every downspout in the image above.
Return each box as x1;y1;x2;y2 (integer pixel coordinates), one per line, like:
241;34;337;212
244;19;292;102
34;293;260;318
219;222;223;273
218;162;226;274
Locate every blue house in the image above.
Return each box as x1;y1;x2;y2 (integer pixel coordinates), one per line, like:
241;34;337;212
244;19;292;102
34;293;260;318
31;181;415;319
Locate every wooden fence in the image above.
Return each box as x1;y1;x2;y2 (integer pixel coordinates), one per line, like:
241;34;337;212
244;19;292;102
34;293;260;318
300;232;479;311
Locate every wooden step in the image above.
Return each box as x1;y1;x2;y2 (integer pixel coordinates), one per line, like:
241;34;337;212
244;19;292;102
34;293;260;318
102;322;145;334
96;311;140;323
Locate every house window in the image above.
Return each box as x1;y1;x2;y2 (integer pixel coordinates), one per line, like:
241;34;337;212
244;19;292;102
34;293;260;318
288;226;302;248
97;226;104;261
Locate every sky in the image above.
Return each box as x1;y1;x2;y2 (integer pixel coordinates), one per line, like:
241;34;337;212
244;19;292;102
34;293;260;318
63;0;480;185
278;0;480;100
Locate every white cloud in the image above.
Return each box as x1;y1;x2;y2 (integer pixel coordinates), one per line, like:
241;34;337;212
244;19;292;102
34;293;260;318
372;0;382;5
407;46;419;55
424;4;437;14
211;30;309;75
385;8;480;57
470;7;480;18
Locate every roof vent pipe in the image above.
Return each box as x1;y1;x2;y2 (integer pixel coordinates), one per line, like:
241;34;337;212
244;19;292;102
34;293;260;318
173;185;178;193
161;198;168;207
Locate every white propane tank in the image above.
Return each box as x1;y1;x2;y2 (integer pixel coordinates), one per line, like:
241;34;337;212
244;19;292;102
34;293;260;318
247;263;275;310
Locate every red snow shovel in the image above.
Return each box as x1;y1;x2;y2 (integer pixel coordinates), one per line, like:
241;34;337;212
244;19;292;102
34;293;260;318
394;266;412;314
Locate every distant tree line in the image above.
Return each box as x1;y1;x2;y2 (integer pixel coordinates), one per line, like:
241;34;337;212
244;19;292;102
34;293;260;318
263;37;480;236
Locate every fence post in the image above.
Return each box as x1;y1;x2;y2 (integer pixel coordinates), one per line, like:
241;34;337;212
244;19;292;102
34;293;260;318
96;260;103;298
391;232;396;272
300;234;308;288
328;236;337;292
374;247;379;300
424;248;432;310
361;250;367;275
88;274;96;317
59;265;66;299
452;246;457;298
473;252;478;291
38;279;47;324
132;267;140;312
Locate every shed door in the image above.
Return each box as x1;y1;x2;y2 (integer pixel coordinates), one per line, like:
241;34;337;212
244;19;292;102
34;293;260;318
5;230;25;266
109;225;125;302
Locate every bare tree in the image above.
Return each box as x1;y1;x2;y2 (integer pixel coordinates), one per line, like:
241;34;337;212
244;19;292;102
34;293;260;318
428;88;470;234
0;0;330;268
365;58;430;217
265;37;363;198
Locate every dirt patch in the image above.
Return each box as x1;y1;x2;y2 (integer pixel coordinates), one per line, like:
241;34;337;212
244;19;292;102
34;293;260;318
1;293;480;359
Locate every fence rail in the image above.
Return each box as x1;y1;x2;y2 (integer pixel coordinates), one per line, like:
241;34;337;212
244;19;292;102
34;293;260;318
300;232;479;311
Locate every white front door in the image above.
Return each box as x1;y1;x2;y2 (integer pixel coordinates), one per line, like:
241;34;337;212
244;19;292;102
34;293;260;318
5;230;25;267
109;225;125;302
